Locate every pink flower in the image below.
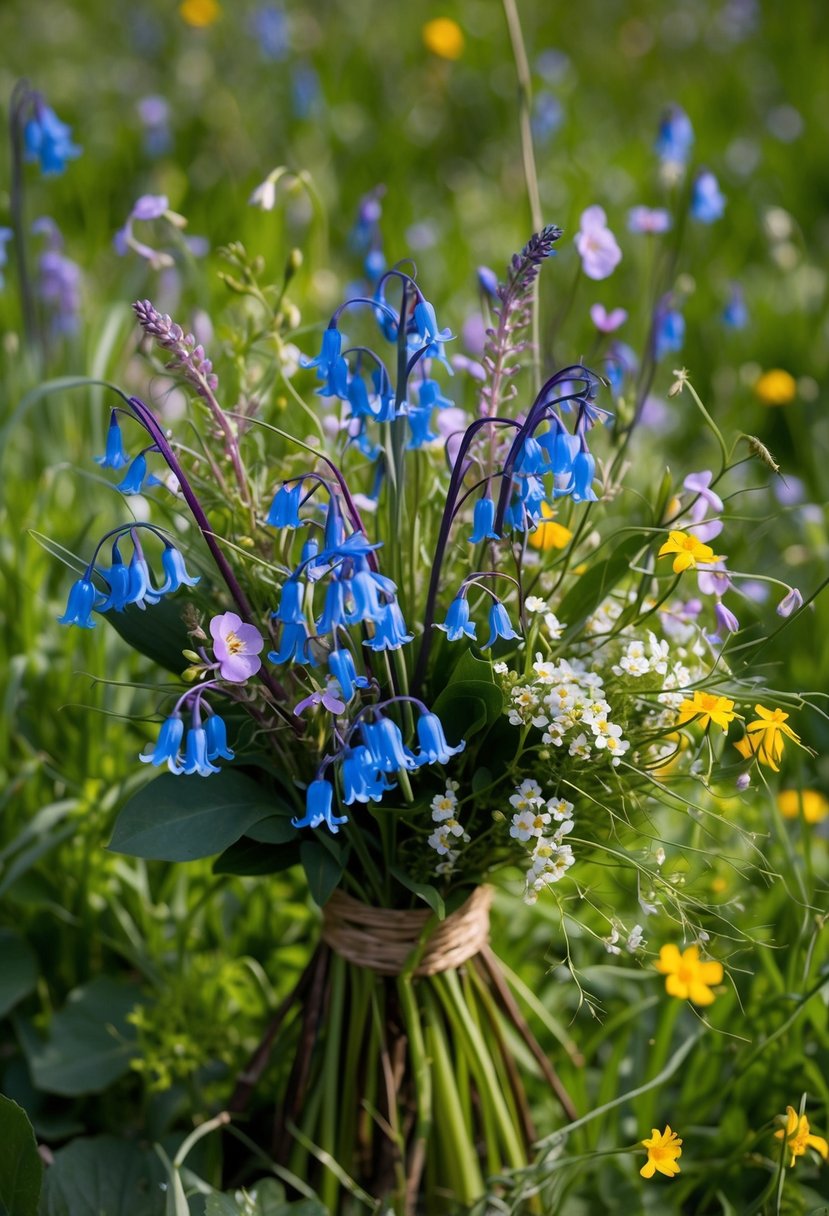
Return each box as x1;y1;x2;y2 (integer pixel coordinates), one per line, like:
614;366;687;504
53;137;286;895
627;206;672;234
209;611;264;683
590;303;628;333
575;206;622;280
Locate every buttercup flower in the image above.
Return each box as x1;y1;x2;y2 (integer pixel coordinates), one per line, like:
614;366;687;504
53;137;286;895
180;0;221;26
422;17;465;59
658;530;724;574
655;943;723;1005
677;690;738;733
734;704;801;772
777;789;829;824
640;1125;682;1179
754;369;796;406
775;1106;828;1168
575;206;622;280
210;611;265;683
529;502;573;551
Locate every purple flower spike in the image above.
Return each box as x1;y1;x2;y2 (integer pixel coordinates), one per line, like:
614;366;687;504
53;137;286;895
210;611;265;682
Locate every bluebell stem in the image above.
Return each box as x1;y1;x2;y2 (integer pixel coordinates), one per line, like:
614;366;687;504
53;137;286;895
292;778;348;833
140;715;184;773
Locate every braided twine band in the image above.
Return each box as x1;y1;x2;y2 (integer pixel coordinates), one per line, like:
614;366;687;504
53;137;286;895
321;885;494;977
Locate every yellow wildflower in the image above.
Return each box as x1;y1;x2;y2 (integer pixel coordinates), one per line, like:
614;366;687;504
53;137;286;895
179;0;221;27
777;789;829;824
775;1106;828;1168
658;530;724;574
655;943;723;1006
640;1125;683;1179
422;17;465;60
677;690;738;733
733;704;801;772
755;369;797;406
528;502;573;551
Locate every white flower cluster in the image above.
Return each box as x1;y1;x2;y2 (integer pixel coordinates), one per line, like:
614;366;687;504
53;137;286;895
507;656;631;766
506;780;576;904
603;921;646;954
427;781;469;876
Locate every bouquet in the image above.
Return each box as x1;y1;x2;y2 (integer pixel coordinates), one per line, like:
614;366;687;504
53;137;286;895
51;118;812;1213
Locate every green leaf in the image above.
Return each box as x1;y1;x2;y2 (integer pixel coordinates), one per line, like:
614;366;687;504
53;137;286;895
0;1095;42;1216
26;977;140;1097
471;767;492;796
213;838;301;876
300;839;344;907
106;594;199;674
431;679;503;744
38;1137;163;1216
109;770;280;861
205;1180;324;1215
447;649;497;686
247;815;300;844
556;535;644;635
389;867;445;920
0;930;38;1017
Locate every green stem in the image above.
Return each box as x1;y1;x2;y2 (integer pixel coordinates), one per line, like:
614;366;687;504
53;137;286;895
397;975;433;1208
422;986;484;1204
319;952;346;1213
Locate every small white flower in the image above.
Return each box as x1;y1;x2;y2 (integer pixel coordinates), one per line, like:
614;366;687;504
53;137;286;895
510;807;551;842
509;779;544;810
543;611;565;639
427;828;455;856
546;796;574;821
525;595;548;614
249;177;277;211
552;818;574;842
655;847;666;867
568;733;592;759
627;924;645;952
604;927;622;955
493;660;509;675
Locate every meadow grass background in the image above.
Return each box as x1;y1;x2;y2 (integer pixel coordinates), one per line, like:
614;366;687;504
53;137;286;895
1;1;829;1211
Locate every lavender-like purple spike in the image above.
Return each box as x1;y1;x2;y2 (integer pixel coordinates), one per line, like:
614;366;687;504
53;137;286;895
133;299;250;506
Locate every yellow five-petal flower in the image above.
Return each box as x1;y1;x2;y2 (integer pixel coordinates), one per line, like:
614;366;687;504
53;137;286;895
775;1106;829;1168
734;704;801;772
677;690;738;733
658;530;724;575
640;1125;683;1178
655;943;723;1006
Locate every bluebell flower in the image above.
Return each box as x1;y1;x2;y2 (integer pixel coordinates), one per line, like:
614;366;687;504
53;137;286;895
316;578;347;634
269;622;317;666
274;578;306;624
24;103;81;175
415;713;465;765
364;249;386;282
350;421;381;462
504;495;528;531
418;379;453;410
300;536;320;565
95;414;131;470
653;307;685;360
515;435;545;475
369;369;397;421
205;713;235;761
328;648;369;703
469;497;499;544
406;405;438;449
571;450;598;503
181;726;221;776
128;549;162;610
655;104;694;165
301;327;349;399
361;717;417;772
117;452;152;496
292;778;348;833
343;566;382;624
481;601;521;650
292;63;320;120
477;265;500;298
364;600;414;651
157;546;200;595
539;428;578;478
691;170;726;223
267;483;302;528
341;746;393;804
57;576;101;628
98;542;132;612
532;91;563;143
436;596;476;641
723;285;748;330
0;228;13;289
519;474;546;521
248;2;289;60
140;715;184;773
413;299;451;345
347;375;373;419
323;498;345;549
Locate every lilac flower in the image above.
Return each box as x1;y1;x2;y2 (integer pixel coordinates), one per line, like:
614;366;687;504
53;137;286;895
437;596;476;642
181;726;221;777
209;611;265;682
24;102;81;175
655;105;694;166
58;577;101;628
114;195;178;269
777;586;803;618
292;779;348;834
294;686;346;716
481;601;521;649
575;206;622;280
684;470;724;520
32;218;81;335
715;600;740;634
689;518;723;544
691;171;726;223
95;414;131;470
140;715;184;773
590;303;628;333
628;206;672;234
698;562;732;597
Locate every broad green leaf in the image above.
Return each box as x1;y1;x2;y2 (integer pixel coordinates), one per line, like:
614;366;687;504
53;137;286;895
431;679;503;743
205;1180;324;1215
0;1095;42;1216
247;815;300;844
0;931;38;1017
300;839;344;907
213;838;301;876
556;535;644;635
26;977;140;1097
109;770;280;861
389;867;445;920
447;649;498;686
38;1137;163;1216
106;594;199;675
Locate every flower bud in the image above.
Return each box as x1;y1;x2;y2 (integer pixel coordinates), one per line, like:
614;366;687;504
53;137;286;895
776;586;803;618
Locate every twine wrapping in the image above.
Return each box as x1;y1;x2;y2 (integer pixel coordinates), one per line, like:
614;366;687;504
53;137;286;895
321;886;493;977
